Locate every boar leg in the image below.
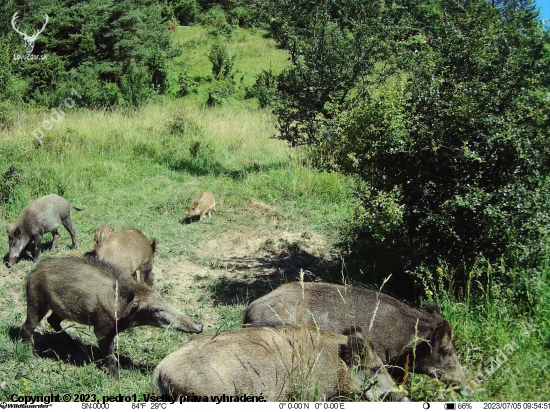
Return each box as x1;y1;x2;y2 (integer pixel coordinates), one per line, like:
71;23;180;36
96;330;119;379
47;312;74;341
47;312;65;332
50;228;59;252
22;302;49;354
31;234;42;261
61;217;78;249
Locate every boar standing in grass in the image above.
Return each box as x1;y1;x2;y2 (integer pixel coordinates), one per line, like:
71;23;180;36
22;256;203;379
188;192;215;222
94;225;157;286
244;282;467;389
5;194;82;268
152;325;407;402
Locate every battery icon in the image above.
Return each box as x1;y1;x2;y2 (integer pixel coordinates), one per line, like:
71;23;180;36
444;404;456;410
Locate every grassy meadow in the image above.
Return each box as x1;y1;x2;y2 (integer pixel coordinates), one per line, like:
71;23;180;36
0;26;548;402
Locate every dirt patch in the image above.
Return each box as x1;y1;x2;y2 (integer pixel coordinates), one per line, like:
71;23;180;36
155;229;339;310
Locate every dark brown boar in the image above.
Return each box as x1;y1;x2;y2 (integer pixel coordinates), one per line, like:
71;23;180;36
152;325;407;402
244;282;467;389
6;194;82;267
94;226;156;286
22;256;203;379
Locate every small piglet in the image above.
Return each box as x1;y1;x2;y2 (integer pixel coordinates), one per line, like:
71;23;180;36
6;194;82;267
188;192;216;222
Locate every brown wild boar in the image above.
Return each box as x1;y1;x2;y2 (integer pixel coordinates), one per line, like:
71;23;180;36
244;282;467;389
6;194;82;268
22;256;203;379
188;192;215;221
94;226;156;286
152;325;407;401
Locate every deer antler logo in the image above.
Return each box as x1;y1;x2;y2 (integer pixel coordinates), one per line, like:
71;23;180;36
11;11;49;54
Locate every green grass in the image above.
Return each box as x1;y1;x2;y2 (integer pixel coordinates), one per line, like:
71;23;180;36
0;24;548;402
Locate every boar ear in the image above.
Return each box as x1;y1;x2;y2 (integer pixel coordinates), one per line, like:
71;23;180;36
430;319;454;351
340;327;366;366
6;225;10;234
13;226;22;237
122;293;139;318
423;301;441;315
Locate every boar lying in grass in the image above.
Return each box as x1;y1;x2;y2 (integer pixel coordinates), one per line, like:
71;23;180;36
94;225;157;286
22;256;203;378
244;282;467;389
152;325;408;402
188;192;215;222
6;194;82;267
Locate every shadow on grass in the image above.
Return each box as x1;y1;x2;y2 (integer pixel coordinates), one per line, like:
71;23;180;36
3;238;70;267
156;153;289;180
205;235;417;308
205;248;332;306
8;326;149;375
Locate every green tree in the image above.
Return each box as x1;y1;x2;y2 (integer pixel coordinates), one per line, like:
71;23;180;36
323;0;550;294
251;0;409;146
4;0;174;107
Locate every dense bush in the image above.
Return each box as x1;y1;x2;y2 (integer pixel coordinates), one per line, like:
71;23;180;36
319;0;550;294
208;38;235;80
257;0;550;296
174;0;200;25
245;67;278;108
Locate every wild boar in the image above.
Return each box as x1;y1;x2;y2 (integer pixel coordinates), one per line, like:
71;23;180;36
152;325;406;402
244;282;467;389
5;194;82;268
188;192;215;221
94;226;157;286
22;256;203;378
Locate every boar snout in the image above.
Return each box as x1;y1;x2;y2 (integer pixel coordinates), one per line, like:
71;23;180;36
158;307;204;334
129;292;203;334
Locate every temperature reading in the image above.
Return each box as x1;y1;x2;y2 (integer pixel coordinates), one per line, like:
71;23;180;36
458;404;473;409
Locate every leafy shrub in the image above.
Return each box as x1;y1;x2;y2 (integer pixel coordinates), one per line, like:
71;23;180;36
246;67;278;108
0;165;22;206
176;71;197;97
206;78;237;106
145;46;169;93
208;39;235;80
228;7;256;28
120;61;153;107
321;0;550;294
198;5;234;36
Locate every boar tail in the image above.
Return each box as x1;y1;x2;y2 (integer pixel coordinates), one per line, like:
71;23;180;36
71;205;83;211
151;238;157;253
